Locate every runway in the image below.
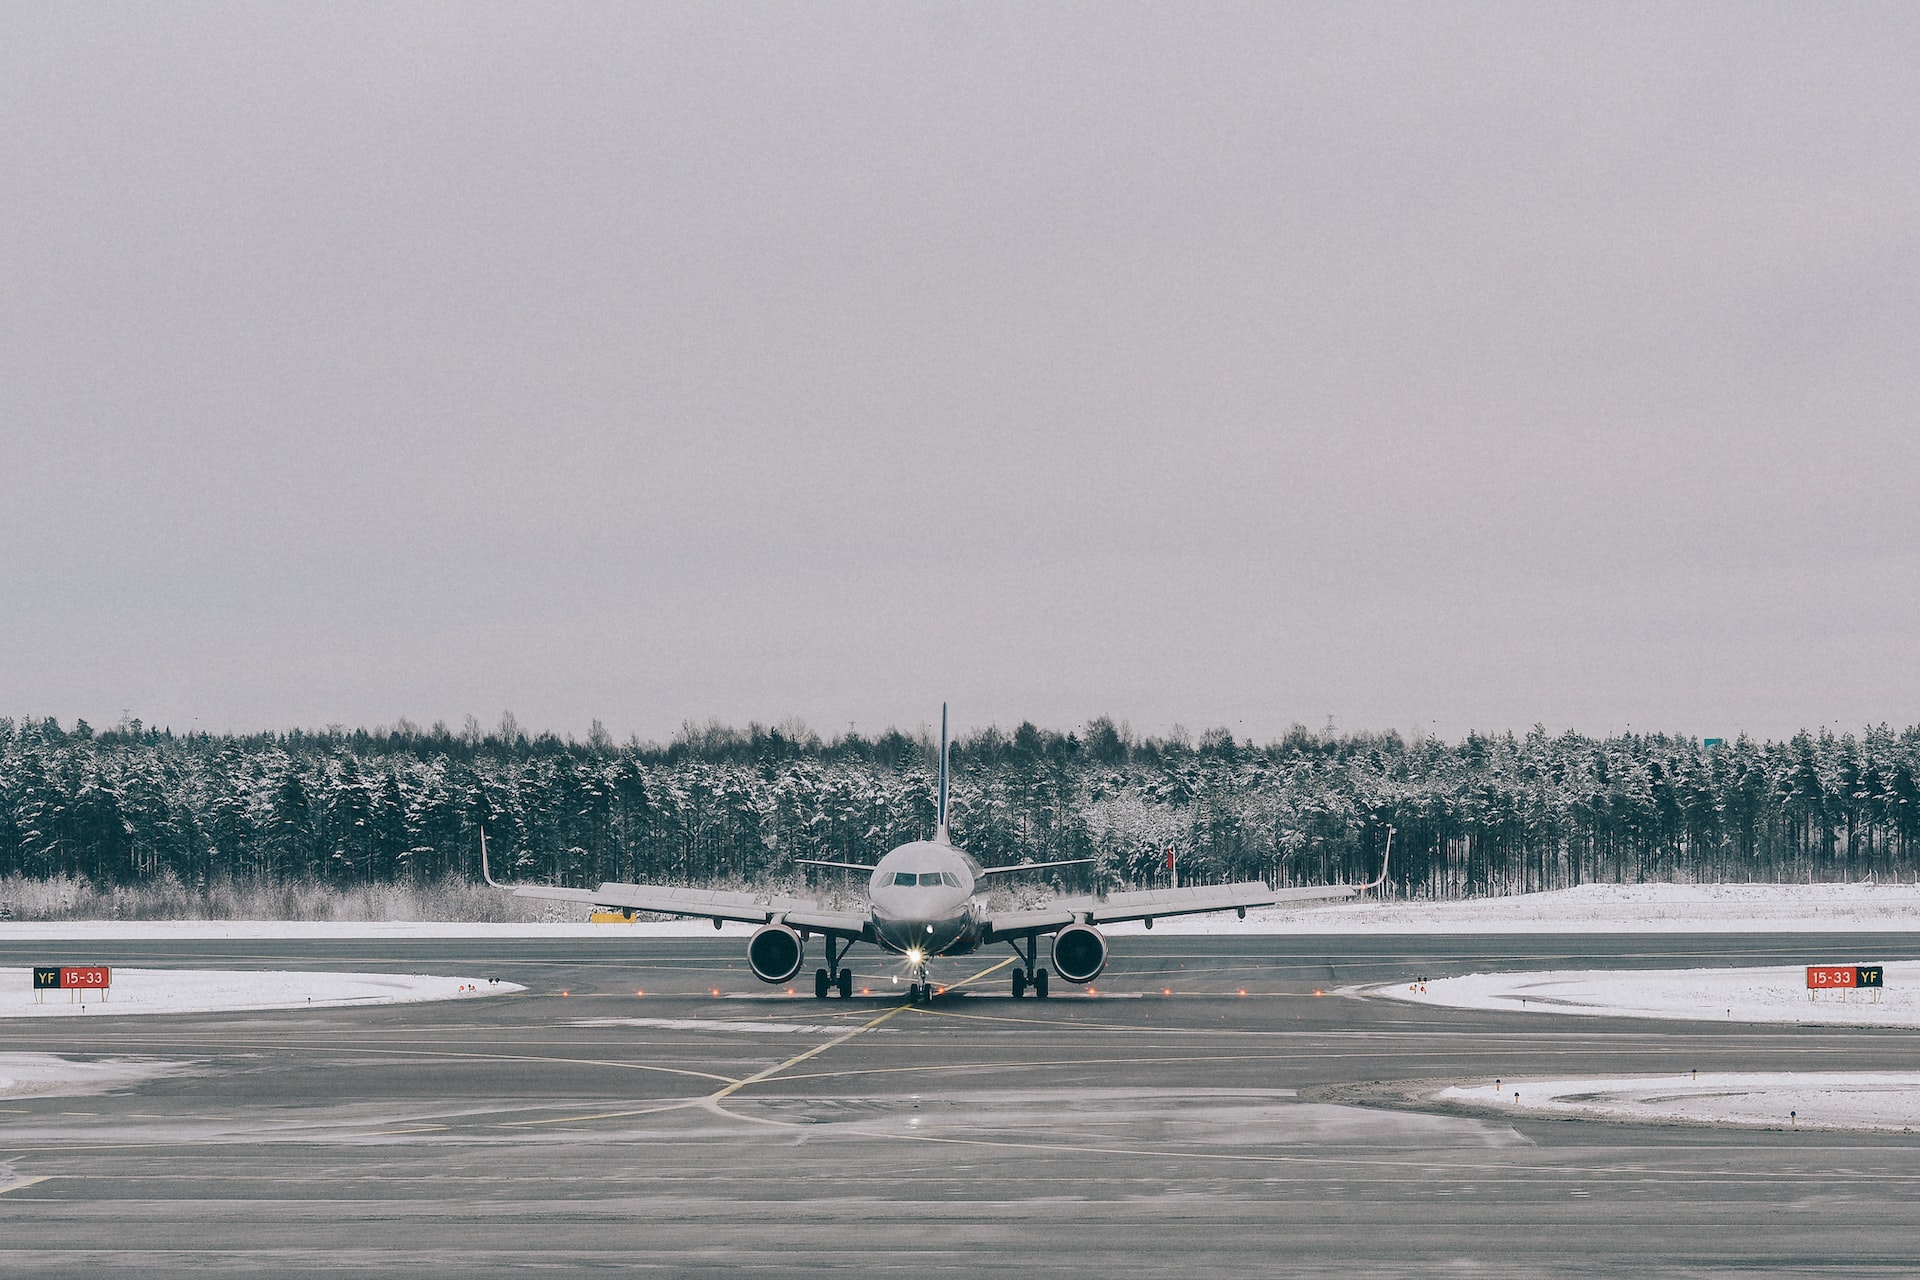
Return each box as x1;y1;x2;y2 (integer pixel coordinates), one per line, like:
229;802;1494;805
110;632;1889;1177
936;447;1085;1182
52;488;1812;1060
4;933;1920;1277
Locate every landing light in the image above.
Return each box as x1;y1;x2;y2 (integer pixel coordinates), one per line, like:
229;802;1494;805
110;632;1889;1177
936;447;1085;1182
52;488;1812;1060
905;947;926;966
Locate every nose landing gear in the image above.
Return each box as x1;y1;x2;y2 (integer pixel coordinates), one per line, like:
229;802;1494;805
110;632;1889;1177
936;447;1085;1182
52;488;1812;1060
904;951;933;1003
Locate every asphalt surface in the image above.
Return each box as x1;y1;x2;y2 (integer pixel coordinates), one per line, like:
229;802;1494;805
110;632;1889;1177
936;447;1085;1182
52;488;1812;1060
4;932;1920;1277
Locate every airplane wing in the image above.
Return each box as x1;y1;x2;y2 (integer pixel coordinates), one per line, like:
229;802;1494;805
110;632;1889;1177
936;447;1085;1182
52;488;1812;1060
1084;880;1333;924
500;880;872;940
483;834;868;938
783;908;875;939
982;906;1079;940
503;880;807;923
983;830;1393;939
982;880;1359;940
976;857;1096;877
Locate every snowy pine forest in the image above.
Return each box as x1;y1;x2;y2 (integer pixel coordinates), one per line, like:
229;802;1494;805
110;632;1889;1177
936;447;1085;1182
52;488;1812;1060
3;714;1919;919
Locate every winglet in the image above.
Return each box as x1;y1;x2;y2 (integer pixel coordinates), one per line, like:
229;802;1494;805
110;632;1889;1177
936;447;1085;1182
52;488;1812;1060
935;702;951;844
480;827;505;889
1357;825;1393;893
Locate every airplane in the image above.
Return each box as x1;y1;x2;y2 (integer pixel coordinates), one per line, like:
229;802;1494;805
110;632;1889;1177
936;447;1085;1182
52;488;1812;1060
481;706;1390;1001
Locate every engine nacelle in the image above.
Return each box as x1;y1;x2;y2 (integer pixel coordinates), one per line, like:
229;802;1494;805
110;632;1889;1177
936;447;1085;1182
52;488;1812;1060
1051;923;1109;984
747;922;805;984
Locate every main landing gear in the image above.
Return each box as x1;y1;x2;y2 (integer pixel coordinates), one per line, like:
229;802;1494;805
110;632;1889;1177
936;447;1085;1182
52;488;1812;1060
1009;933;1050;998
811;935;855;999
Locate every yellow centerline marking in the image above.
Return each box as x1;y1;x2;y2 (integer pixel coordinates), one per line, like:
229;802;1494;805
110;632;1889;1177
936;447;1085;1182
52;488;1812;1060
0;1177;50;1196
702;958;1014;1112
499;1100;704;1129
506;959;1018;1131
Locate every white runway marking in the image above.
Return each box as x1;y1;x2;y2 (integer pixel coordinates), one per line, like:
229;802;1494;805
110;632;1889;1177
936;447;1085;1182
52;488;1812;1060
568;1017;840;1034
1438;1073;1920;1132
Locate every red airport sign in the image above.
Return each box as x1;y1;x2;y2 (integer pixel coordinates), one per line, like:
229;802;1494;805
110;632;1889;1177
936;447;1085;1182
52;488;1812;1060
32;966;111;990
1806;966;1883;989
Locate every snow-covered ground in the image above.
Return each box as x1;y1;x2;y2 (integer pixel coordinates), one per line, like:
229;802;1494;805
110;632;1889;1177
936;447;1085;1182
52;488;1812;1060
1186;880;1920;935
1437;1073;1920;1133
3;880;1918;939
0;968;522;1018
1356;962;1920;1027
0;1052;183;1098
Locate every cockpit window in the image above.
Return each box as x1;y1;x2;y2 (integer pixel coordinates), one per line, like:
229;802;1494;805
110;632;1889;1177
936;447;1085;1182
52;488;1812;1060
891;870;958;887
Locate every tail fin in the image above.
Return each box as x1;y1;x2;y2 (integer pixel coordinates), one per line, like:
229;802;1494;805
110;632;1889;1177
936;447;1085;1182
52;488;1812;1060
936;703;950;843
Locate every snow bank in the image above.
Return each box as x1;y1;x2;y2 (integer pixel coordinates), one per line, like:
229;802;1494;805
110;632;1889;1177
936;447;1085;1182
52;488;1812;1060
1437;1073;1920;1133
3;881;1917;940
1153;880;1920;935
0;968;523;1018
1357;962;1920;1027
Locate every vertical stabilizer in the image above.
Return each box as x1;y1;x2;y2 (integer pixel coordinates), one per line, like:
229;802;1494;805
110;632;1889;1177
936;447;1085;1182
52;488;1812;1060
936;703;950;843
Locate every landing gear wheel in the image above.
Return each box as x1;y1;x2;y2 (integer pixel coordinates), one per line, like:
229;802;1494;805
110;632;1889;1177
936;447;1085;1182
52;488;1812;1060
814;968;830;999
1011;967;1027;998
1034;968;1049;999
837;968;853;999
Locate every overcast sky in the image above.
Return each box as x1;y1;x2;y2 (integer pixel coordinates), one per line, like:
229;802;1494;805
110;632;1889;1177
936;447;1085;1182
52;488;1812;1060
4;4;1917;746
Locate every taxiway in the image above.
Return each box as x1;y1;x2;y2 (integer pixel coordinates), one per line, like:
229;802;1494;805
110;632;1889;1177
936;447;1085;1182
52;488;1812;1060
2;933;1918;1276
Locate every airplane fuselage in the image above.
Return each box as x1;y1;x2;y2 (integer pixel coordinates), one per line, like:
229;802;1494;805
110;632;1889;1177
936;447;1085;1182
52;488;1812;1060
866;838;986;958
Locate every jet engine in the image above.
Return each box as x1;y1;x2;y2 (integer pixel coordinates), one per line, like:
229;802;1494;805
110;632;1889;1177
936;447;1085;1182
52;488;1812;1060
747;922;805;984
1051;923;1109;984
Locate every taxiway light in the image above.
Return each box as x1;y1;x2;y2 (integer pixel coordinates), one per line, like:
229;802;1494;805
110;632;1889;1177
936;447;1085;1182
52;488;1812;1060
861;988;870;995
562;991;570;997
635;991;644;997
1237;989;1247;996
